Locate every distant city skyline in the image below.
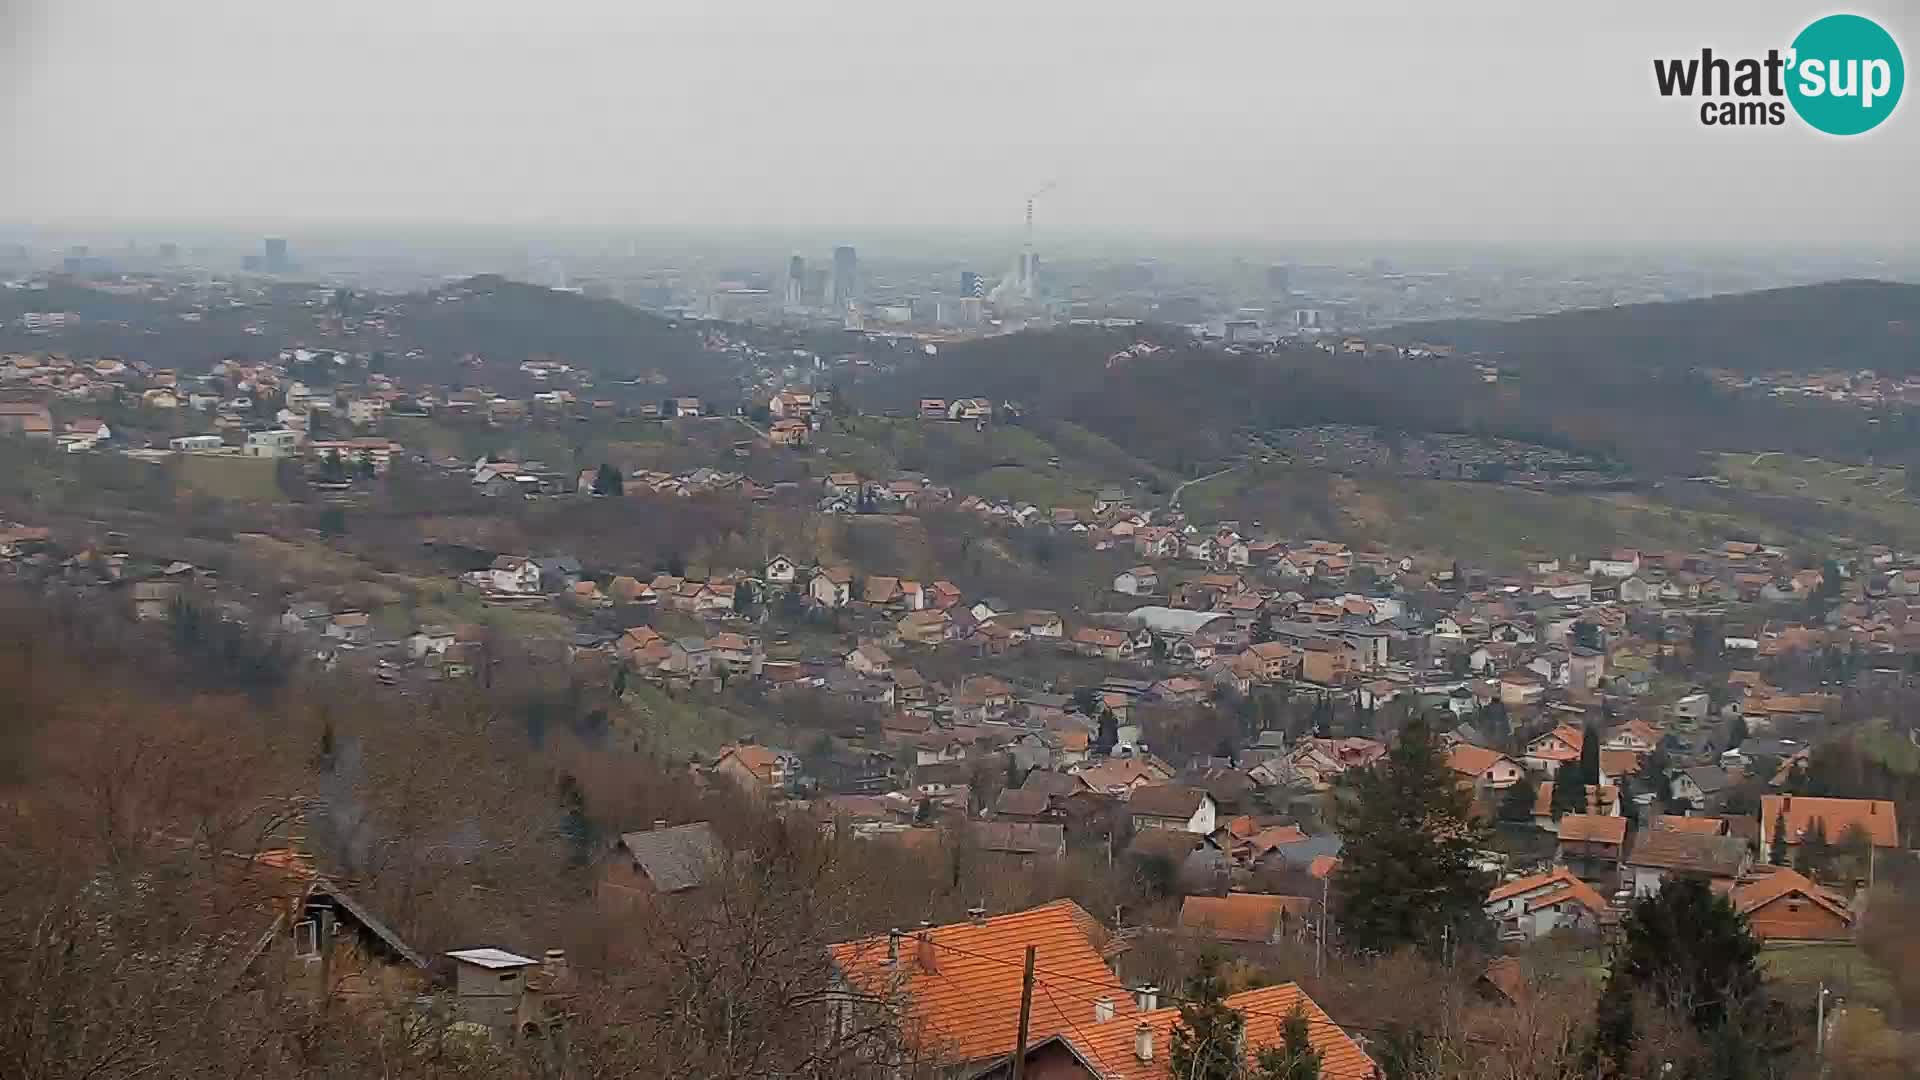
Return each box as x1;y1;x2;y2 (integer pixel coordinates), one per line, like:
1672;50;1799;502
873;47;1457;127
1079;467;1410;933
4;1;1916;250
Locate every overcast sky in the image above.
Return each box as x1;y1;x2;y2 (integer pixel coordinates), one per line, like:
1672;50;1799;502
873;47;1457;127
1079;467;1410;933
3;0;1915;248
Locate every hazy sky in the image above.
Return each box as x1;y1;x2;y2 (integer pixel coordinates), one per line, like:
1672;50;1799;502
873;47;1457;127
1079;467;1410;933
3;0;1915;247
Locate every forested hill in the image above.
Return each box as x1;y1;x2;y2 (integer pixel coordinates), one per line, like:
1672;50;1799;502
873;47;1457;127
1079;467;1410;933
1389;279;1920;375
403;275;714;381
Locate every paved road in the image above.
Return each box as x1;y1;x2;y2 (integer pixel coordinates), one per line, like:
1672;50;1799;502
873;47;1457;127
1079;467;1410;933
1168;463;1243;511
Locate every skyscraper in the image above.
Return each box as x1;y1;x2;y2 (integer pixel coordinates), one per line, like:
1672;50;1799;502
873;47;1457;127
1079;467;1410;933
960;271;982;298
786;255;805;308
1266;263;1291;295
264;237;289;273
831;245;857;308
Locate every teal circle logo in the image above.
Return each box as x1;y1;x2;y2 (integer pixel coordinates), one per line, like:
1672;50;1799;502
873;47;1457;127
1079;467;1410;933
1787;14;1904;135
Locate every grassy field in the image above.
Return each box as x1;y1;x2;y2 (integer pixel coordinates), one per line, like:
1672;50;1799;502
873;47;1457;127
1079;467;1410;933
1714;452;1920;548
172;454;284;500
1762;944;1897;1013
819;416;1162;509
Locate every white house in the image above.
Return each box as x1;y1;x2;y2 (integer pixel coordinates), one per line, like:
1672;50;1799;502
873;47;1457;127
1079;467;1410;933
809;567;852;608
1114;567;1160;596
1485;868;1611;940
1587;549;1642;579
490;556;542;595
764;555;798;586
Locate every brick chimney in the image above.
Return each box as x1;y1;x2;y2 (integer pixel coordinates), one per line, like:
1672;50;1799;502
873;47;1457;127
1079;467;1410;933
653;819;668;830
1134;1022;1155;1062
1094;997;1115;1023
1134;984;1159;1012
967;905;987;925
542;948;568;986
885;928;901;966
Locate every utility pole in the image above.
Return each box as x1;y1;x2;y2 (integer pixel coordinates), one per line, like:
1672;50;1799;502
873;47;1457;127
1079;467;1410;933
1011;945;1037;1080
1816;982;1829;1060
1316;873;1329;977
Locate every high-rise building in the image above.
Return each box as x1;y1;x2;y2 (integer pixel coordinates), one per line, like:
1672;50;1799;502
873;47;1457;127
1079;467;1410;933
831;245;857;307
960;270;983;298
264;237;289;273
1266;263;1291;295
786;255;806;308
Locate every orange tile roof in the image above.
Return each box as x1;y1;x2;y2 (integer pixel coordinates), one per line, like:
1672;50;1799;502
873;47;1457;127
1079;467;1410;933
1653;815;1727;835
828;900;1128;1066
1760;795;1899;849
1447;744;1515;778
1532;783;1620;818
1558;813;1627;845
1488;867;1611;915
1065;983;1376;1080
1178;893;1312;942
1308;855;1340;879
1730;867;1852;925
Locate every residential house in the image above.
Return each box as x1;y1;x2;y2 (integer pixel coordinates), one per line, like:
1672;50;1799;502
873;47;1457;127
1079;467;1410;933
847;644;893;677
325;611;372;645
970;821;1067;864
898;609;954;645
1671;765;1731;810
1730;868;1854;943
1072;756;1176;799
708;632;759;676
1556;814;1628;882
600;822;724;900
1177;893;1313;945
1758;795;1900;852
764;554;799;585
407;624;456;659
810;566;853;608
1622;831;1750;898
1523;724;1586;775
1531;783;1622;831
1071;627;1140;661
1127;785;1218;834
712;744;799;798
489;556;542;595
1485;868;1613;940
969;982;1376;1080
826;901;1137;1074
1447;744;1525;792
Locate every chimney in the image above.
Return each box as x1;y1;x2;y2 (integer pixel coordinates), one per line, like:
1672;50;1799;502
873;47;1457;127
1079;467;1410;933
1094;997;1115;1023
1134;1022;1155;1062
1134;984;1159;1012
886;928;901;966
967;905;987;926
542;948;568;985
653;819;668;831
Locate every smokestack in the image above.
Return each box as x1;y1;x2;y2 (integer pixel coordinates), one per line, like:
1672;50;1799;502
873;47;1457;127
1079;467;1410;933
967;905;987;925
1134;1023;1155;1062
1095;997;1115;1023
886;929;901;966
1134;984;1159;1012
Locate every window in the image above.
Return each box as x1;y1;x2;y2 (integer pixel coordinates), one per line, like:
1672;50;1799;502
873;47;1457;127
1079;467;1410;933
293;920;319;957
499;972;519;983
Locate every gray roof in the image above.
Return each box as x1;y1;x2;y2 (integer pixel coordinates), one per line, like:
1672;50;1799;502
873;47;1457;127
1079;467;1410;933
971;821;1065;854
1625;832;1748;876
1682;765;1730;793
618;822;724;893
1125;606;1236;637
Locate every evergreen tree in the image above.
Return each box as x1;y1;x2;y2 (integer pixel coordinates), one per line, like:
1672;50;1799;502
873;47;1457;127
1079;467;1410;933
592;462;624;496
1480;698;1510;739
1796;817;1831;880
1549;763;1584;819
1167;953;1245;1080
1499;774;1538;822
1768;809;1789;865
1252;1003;1322;1080
1727;713;1748;749
1252;609;1275;644
1579;722;1602;787
1334;714;1493;956
1094;708;1119;755
1585;877;1776;1079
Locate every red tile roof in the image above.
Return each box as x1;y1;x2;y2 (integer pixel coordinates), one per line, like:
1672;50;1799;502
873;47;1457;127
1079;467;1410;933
1178;893;1312;942
1065;983;1376;1080
1759;795;1899;849
828;900;1127;1066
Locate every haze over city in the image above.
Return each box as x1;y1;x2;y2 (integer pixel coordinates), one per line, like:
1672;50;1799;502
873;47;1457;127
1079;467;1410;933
5;0;1918;249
